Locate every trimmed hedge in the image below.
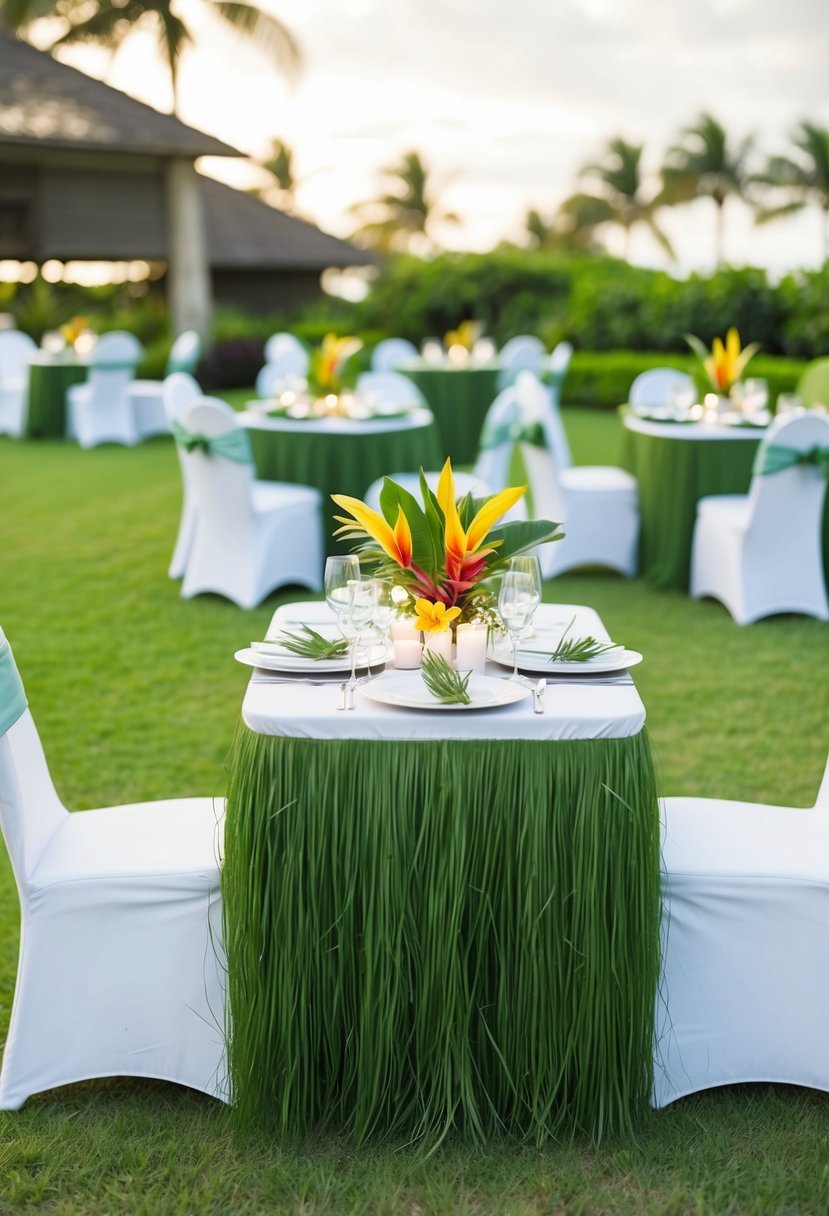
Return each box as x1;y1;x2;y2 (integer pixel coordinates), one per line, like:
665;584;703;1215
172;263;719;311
564;350;807;410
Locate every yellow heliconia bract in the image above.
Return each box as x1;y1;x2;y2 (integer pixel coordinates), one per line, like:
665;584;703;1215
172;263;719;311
436;458;526;560
413;598;462;634
331;495;412;568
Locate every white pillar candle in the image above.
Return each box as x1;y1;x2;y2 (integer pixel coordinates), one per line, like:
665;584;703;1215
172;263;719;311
392;639;422;669
455;623;487;673
390;619;419;642
423;631;453;663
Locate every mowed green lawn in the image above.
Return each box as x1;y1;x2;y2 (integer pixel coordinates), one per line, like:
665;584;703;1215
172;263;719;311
0;406;828;1215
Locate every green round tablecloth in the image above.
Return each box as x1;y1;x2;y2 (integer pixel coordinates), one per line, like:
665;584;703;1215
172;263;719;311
244;413;443;557
25;358;88;439
400;363;501;464
621;420;829;591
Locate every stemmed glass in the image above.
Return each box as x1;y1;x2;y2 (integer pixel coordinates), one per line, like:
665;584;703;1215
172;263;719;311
324;555;360;620
341;579;377;702
372;579;398;654
498;558;542;681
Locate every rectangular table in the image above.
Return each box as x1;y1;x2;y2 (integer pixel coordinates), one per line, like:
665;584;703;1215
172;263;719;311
223;603;660;1143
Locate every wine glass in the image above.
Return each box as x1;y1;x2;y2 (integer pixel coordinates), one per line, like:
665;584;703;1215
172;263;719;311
340;578;377;703
499;569;541;682
372;579;398;654
507;556;542;638
324;555;360;620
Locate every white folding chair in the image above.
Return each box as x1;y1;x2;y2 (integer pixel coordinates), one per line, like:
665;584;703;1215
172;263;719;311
655;749;829;1109
0;628;227;1111
363;384;530;519
179;397;323;608
0;330;36;438
163;373;202;579
371;338;418;372
128;331;201;441
515;373;639;577
629;368;695;410
66;331;143;448
497;335;546;389
691;411;829;624
355;370;426;409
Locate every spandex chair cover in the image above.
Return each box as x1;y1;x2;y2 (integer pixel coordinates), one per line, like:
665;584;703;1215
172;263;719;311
66;331;143;447
128;331;202;441
179;397;323;608
655;752;829;1107
629;368;695;410
371;338;418;372
0;331;36;438
163;373;203;579
691;411;829;623
0;628;227;1110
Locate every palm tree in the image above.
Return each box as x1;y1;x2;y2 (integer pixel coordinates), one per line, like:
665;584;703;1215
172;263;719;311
254;137;300;213
660;112;751;265
349;150;460;254
0;0;301;114
561;137;673;260
523;204;602;254
752;122;829;264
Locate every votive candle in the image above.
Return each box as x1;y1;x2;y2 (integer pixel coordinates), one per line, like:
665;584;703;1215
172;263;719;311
423;631;453;663
390;618;419;642
392;638;421;669
455;622;487;673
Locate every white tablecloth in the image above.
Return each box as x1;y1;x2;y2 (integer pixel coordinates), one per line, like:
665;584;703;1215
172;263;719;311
239;406;434;436
623;414;766;442
241;602;646;742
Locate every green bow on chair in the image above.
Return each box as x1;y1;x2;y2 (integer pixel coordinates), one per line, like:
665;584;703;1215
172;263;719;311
0;639;27;737
172;421;252;465
479;416;547;452
753;443;829;478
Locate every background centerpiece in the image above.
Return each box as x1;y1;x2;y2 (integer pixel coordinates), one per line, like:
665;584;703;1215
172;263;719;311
332;457;562;642
267;333;364;419
686;327;765;420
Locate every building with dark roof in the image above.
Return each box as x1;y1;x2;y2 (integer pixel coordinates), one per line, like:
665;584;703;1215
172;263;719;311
0;32;376;333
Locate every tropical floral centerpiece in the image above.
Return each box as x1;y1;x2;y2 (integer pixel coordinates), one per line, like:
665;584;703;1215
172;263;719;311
306;333;363;400
444;320;483;353
685;327;760;396
332;458;562;633
59;316;90;351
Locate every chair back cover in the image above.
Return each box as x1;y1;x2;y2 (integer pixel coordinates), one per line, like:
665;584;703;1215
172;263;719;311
499;335;546;377
815;751;829;812
0;629;66;889
747;411;829;541
262;333;309;376
356;371;425;407
0;330;36;386
515;370;572;472
472;385;524;490
797;358;829;409
547;340;573;380
371;338;418;372
166;331;201;376
180;398;256;538
629;368;694;409
87;331;142;406
162;372;201;427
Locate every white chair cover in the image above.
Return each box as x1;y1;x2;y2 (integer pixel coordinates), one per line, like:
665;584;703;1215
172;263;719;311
691;411;829;623
179;398;323;608
371;338;418;372
258;334;309;395
163;373;202;579
355;371;426;408
66;331;143;447
629;368;695;409
128;331;202;441
497;335;546;390
515;373;639;577
0;331;36;438
655;752;829;1108
0;627;227;1110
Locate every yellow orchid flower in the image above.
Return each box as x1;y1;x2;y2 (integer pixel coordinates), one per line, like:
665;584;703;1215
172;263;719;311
413;598;462;634
331;494;412;568
436;458;526;563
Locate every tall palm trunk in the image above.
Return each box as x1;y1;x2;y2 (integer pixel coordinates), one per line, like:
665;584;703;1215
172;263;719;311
715;197;726;266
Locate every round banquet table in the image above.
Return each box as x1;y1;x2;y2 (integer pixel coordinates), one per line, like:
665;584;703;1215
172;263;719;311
399;359;501;464
239;406;442;557
621;413;829;591
25;354;88;438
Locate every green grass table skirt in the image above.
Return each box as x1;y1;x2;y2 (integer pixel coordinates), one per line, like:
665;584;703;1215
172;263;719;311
246;421;442;557
402;366;500;464
25;361;88;438
223;730;661;1144
621;427;829;591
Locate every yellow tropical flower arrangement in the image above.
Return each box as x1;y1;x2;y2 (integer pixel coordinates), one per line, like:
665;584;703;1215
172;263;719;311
307;333;363;397
332;458;563;629
59;316;90;348
444;320;483;353
686;327;760;394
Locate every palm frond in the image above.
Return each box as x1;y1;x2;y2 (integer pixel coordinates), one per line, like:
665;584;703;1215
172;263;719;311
208;0;301;80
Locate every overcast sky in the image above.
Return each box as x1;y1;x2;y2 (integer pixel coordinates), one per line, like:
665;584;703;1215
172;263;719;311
50;0;829;275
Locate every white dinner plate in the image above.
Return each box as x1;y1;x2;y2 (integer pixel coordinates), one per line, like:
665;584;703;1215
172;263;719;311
358;672;532;712
489;641;643;676
234;642;391;674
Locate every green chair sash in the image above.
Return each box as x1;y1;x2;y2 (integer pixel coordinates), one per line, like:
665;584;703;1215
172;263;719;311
0;638;27;737
479;416;546;452
753;443;829;478
172;420;252;464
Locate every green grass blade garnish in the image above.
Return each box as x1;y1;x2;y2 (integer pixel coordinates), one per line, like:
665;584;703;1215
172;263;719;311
276;626;348;660
420;647;472;704
549;616;619;663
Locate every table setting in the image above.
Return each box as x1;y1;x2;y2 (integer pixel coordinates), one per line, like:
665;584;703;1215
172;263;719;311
222;461;661;1144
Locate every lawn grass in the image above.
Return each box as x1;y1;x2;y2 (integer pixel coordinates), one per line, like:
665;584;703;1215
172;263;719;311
0;406;828;1214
